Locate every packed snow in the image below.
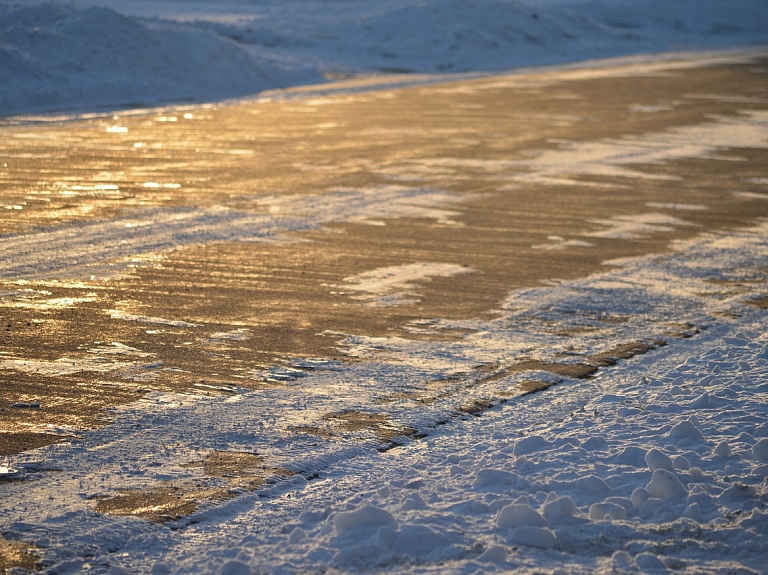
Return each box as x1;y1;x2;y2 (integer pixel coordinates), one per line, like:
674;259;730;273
2;0;768;115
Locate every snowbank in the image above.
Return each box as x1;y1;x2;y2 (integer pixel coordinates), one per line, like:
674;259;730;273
0;3;317;115
197;0;768;75
2;0;768;115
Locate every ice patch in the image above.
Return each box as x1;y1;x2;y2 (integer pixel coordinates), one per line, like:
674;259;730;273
512;110;768;186
0;357;136;377
401;110;768;192
646;202;707;211
629;105;673;113
733;190;768;200
339;262;473;307
532;236;595;250
0;289;97;310
585;213;690;239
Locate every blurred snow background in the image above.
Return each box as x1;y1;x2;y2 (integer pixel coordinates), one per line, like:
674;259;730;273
2;0;768;115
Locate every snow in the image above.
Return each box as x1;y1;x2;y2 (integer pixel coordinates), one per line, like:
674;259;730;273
0;2;315;116
645;469;688;501
2;0;768;115
644;449;673;472
334;505;398;535
0;466;22;479
154;317;766;573
754;440;768;462
497;504;547;528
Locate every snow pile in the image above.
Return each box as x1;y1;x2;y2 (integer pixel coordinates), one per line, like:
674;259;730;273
0;3;316;115
3;0;768;115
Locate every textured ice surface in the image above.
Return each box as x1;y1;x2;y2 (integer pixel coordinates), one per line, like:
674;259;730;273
2;216;767;574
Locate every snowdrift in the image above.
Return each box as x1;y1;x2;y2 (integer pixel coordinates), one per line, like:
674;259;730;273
0;3;316;115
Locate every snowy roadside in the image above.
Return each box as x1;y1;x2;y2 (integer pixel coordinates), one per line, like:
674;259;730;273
3;0;768;116
162;313;768;575
0;2;319;117
1;3;768;569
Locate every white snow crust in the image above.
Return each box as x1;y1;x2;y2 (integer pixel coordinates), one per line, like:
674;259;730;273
2;0;768;115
